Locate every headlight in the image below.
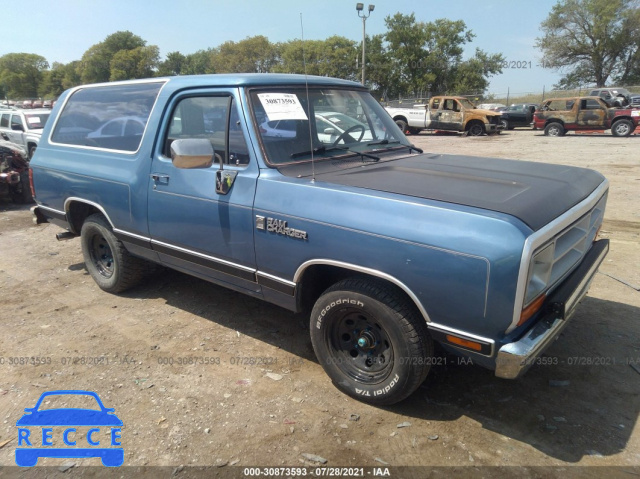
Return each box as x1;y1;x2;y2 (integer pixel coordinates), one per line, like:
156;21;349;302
524;243;555;305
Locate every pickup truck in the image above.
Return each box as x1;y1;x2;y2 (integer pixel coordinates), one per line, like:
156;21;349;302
31;74;609;405
385;96;503;136
499;104;537;130
534;96;640;137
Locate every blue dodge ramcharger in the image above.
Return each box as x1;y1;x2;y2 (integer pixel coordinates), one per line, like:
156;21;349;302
30;74;609;405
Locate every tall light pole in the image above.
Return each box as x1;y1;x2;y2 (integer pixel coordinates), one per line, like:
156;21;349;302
356;3;374;85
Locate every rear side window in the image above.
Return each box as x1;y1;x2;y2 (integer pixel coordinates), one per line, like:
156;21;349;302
51;82;163;152
0;113;9;127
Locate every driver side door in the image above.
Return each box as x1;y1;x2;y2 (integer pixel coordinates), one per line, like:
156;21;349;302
147;89;260;293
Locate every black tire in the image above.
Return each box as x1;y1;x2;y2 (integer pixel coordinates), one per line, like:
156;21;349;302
611;119;633;137
544;122;564;137
500;119;509;130
467;122;485;136
395;119;409;134
408;127;421;135
310;278;433;405
80;214;147;293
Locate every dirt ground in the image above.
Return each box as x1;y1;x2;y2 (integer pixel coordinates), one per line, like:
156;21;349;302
0;129;639;477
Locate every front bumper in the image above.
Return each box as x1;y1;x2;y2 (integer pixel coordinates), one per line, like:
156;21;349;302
495;239;609;379
486;123;502;134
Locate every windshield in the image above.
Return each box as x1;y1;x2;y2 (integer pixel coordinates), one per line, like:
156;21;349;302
458;98;476;110
24;112;50;130
250;88;409;165
610;88;630;96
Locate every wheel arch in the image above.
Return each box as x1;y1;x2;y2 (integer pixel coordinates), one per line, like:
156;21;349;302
544;118;565;128
392;115;409;124
293;260;431;323
464;118;485;129
64;198;115;234
611;116;633;125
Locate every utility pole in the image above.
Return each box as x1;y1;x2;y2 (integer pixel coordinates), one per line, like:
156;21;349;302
356;3;375;85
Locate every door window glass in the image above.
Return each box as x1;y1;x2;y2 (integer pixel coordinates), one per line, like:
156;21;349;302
164;96;250;166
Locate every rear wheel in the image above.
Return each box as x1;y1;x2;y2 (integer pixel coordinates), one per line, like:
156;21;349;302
310;278;433;405
611;119;633;137
81;214;147;293
395;119;409;134
544;122;564;137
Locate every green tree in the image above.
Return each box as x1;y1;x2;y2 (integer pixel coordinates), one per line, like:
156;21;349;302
157;51;187;76
537;0;640;87
39;61;82;98
182;49;216;75
78;31;158;83
370;13;503;99
110;45;160;81
364;34;396;99
210;36;278;73
273;36;358;80
0;53;49;98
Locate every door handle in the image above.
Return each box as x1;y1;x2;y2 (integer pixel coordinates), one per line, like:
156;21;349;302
150;173;170;187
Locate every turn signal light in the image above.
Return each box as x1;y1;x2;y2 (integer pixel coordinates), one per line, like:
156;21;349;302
518;294;546;327
445;335;482;352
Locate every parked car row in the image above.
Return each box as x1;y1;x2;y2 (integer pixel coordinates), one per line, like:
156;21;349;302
0;99;56;109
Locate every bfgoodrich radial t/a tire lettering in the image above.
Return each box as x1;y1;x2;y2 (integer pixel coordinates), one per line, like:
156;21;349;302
310;278;433;405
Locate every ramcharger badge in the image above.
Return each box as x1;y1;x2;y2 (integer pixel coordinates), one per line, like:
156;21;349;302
265;217;308;240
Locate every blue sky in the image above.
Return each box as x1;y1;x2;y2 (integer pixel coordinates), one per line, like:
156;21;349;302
4;0;564;96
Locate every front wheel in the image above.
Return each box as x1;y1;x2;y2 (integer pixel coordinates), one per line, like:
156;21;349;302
611;119;633;137
500;119;509;130
467;122;485;136
81;214;147;293
310;278;433;405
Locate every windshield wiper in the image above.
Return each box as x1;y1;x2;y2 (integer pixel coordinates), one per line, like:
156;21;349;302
290;145;349;159
290;145;380;162
349;151;380;162
367;139;400;146
408;145;423;154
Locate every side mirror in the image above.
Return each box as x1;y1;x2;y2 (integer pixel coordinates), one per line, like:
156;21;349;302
170;139;214;169
324;127;337;136
216;170;237;195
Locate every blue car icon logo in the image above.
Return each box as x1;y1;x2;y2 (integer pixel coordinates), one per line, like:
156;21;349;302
15;390;123;467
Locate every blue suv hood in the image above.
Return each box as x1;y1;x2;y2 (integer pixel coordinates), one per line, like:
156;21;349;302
277;153;605;231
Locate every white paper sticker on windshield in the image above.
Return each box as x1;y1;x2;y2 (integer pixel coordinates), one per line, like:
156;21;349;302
258;93;308;121
26;117;42;126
